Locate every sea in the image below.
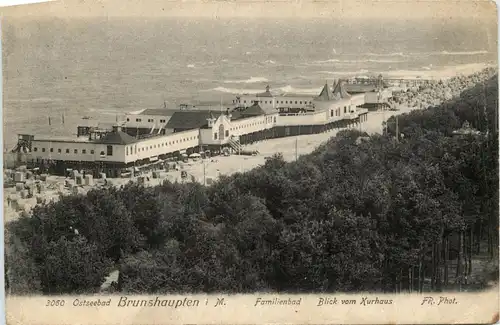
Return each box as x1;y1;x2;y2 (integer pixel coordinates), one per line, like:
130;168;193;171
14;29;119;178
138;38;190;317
2;17;498;150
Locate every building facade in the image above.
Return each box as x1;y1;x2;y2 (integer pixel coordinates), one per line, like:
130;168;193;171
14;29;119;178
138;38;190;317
22;80;373;177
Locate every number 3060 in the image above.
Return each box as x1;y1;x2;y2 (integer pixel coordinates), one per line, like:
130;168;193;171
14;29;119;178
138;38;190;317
46;300;65;307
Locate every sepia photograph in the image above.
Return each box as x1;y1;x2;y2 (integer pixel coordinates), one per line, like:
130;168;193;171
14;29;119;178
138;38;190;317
2;0;499;323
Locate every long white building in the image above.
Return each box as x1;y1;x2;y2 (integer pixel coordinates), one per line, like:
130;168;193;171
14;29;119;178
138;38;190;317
19;80;373;177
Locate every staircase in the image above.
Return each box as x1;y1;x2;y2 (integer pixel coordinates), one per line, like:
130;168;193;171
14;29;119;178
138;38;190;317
228;136;242;154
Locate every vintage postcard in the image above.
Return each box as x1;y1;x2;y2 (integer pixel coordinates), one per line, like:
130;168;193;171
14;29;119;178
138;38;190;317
2;0;499;324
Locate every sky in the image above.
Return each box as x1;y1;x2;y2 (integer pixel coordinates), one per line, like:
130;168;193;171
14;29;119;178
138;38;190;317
0;0;497;22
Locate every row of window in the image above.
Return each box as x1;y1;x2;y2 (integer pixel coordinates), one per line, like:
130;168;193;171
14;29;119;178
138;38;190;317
125;135;199;155
230;117;276;131
33;146;113;156
34;147;95;154
330;106;350;117
215;117;277;140
127;118;167;123
239;99;312;105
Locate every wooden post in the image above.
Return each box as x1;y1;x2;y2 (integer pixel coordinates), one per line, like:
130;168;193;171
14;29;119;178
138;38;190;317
395;115;399;141
467;227;474;276
418;256;422;293
295;138;298;161
444;235;448;286
203;160;206;186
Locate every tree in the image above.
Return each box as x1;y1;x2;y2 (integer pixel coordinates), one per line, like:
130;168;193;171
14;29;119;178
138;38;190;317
39;236;112;294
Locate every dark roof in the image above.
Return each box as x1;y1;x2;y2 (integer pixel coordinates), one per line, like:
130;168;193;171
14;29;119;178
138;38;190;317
140;109;179;116
315;83;331;101
166;110;224;130
332;80;352;99
240;103;267;116
95;130;137;145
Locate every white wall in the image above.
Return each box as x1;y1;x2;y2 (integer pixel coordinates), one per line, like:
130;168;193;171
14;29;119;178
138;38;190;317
236;95;314;109
274;96;313;109
30;140;126;163
124;129;199;163
199;115;234;145
124;113;171;130
230;114;274;136
31;130;200;165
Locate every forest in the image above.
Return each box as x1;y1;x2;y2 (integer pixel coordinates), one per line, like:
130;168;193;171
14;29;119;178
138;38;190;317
5;73;499;295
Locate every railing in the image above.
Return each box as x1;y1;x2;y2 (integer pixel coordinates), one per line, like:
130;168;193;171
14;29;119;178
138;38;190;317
227;136;241;154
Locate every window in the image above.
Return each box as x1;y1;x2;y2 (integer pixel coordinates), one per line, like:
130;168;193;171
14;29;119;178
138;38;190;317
344;106;347;113
273;117;276;123
295;101;297;104
285;101;288;104
58;149;62;153
126;118;130;122
66;149;70;153
42;148;46;153
214;132;218;140
33;147;38;152
330;110;334;117
160;119;165;123
100;151;105;156
91;149;95;154
148;119;154;123
106;145;113;156
82;149;87;154
244;100;246;103
225;130;229;137
74;149;78;154
300;101;302;104
136;118;142;122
